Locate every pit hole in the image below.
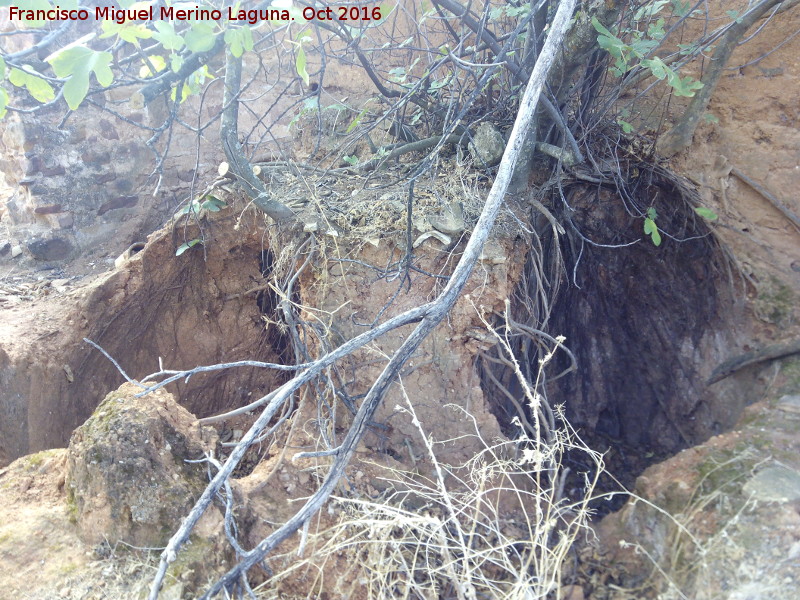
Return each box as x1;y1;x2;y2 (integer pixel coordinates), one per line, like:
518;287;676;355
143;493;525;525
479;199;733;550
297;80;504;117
480;179;744;513
46;239;296;460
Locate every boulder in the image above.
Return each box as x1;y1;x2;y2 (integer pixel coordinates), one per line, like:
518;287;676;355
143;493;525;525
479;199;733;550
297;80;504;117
27;236;74;261
66;382;218;547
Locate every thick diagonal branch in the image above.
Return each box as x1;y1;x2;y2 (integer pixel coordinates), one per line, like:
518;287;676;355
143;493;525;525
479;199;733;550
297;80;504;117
221;51;295;222
197;0;578;596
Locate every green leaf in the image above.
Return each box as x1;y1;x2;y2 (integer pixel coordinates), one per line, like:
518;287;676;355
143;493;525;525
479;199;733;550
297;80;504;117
224;26;254;58
651;228;662;246
100;20;153;44
152;22;185;51
647;18;666;41
342;155;359;166
725;9;742;24
642;57;667;80
49;47;114;109
170;53;184;73
671;0;693;18
295;45;309;86
694;207;718;221
200;196;227;212
9;67;55;103
175;199;199;217
642;57;701;98
644;217;661;246
176;238;203;256
346;107;368;134
647;207;658;220
8;67;24;86
634;0;669;20
388;66;407;83
590;16;617;40
184;23;217;52
618;119;635;134
0;87;8;119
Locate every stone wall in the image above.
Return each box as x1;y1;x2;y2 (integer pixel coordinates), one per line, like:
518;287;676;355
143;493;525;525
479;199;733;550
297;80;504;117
0;97;219;265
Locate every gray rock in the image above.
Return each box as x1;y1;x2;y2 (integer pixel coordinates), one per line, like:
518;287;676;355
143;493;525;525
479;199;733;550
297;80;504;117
27;236;73;261
469;122;505;167
776;394;800;415
742;466;800;502
429;202;465;235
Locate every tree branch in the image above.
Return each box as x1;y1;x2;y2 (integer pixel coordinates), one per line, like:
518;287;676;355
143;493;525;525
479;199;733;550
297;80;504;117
195;0;578;596
659;0;800;156
709;338;800;384
221;50;296;222
432;0;583;165
139;36;226;106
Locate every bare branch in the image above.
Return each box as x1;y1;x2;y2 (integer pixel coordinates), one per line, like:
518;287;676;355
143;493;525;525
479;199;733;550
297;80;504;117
194;0;578;596
659;0;800;156
221;50;296;222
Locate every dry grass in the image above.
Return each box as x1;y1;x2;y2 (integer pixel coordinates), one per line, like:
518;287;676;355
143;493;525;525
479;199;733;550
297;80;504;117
262;366;606;599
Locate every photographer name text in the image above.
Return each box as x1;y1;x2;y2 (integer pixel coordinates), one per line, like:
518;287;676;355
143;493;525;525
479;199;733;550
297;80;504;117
7;4;383;25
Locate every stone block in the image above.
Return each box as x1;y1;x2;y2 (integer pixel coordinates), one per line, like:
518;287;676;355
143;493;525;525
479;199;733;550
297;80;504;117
33;204;63;215
81;149;111;166
57;213;74;229
98;119;120;140
27;236;73;261
40;164;66;177
97;195;138;215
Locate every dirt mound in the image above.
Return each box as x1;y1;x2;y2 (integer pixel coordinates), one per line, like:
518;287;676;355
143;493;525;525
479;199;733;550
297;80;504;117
0;208;289;465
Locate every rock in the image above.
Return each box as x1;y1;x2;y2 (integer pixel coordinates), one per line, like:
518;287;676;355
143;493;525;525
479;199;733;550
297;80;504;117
81;149;111;166
178;169;197;182
742;465;800;502
98;119;120;140
27;236;73;261
51;278;70;293
777;394;800;415
40;164;66;177
0;241;9;256
33;204;64;215
10;244;22;258
469;122;505;167
595;396;800;599
413;230;451;248
97;195;138;216
478;240;507;264
56;213;74;229
66;383;219;546
429;202;465;235
559;585;584;600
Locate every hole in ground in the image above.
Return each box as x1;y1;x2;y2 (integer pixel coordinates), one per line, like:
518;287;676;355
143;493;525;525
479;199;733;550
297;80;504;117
481;178;745;511
0;231;298;465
